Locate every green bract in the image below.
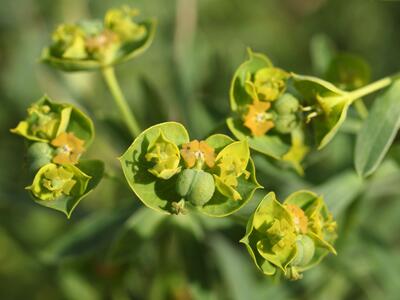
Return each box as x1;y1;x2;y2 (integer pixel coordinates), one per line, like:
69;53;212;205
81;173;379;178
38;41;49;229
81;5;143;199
26;160;104;218
11;95;94;147
41;6;156;71
227;50;308;174
240;191;337;280
292;74;351;149
119;122;261;217
213;139;250;201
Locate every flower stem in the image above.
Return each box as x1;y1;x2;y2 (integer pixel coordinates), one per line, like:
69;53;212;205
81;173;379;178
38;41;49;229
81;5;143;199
347;73;400;104
101;66;141;137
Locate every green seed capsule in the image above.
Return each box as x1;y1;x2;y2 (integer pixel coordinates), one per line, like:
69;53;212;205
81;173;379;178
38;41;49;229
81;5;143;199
291;235;315;267
274;93;299;115
27;142;54;172
274;114;298;134
176;169;215;206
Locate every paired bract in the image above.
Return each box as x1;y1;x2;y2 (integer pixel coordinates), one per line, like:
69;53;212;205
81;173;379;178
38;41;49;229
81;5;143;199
11;96;103;217
41;6;156;71
119;122;261;217
227;49;361;173
240;191;337;280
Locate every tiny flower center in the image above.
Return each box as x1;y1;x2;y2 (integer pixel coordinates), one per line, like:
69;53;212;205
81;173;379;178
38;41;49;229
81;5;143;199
50;178;65;190
160;151;169;160
254;112;274;124
96;34;109;45
194;150;205;161
255;112;266;123
62;144;72;153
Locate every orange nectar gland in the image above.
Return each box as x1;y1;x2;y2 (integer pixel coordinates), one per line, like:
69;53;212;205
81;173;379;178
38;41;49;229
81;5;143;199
85;30;118;54
243;101;275;136
51;132;85;165
285;204;309;234
180;140;216;169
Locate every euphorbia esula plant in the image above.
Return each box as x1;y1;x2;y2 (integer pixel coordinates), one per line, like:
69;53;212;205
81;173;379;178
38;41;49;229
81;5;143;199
10;4;400;283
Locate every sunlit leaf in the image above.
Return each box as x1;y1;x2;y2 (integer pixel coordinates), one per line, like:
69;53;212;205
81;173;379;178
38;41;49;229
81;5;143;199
355;81;400;177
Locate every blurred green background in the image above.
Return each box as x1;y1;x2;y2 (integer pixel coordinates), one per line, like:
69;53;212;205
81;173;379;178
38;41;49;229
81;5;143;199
1;0;400;299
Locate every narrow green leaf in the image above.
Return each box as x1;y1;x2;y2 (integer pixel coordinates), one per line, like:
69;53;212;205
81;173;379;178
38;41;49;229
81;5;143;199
355;81;400;177
41;209;130;263
108;207;167;262
313;170;364;217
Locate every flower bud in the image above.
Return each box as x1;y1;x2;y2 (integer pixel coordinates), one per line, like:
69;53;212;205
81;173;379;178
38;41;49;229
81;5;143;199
105;7;146;42
241;191;337;280
145;132;181;180
51;24;87;60
274;93;299;115
176;169;215;206
27;163;90;201
291;235;315;267
253;67;289;101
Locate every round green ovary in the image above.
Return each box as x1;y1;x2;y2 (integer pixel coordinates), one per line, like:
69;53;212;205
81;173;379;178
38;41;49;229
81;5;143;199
274;94;299;115
274;114;298;134
27;142;54;172
176;169;215;206
291;235;315;267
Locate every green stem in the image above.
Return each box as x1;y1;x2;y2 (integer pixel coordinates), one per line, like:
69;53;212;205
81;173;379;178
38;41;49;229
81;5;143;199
348;77;392;103
346;73;400;116
101;66;141;137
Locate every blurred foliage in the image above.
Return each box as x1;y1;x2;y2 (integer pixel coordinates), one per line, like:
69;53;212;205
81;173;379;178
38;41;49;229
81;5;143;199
1;0;400;299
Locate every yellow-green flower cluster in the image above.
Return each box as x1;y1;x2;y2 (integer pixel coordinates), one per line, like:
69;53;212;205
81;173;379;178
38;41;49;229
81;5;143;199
47;6;147;65
242;67;302;137
11;96;95;203
138;125;257;213
28;163;90;202
241;191;337;280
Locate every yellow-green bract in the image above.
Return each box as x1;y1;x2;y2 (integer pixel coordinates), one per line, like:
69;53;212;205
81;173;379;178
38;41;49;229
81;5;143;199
240;190;337;280
26;160;104;218
11;95;94;147
119;122;261;217
292;74;351;149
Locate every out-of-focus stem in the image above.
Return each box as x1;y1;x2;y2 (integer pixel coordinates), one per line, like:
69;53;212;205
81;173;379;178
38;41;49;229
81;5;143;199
102;66;141;137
